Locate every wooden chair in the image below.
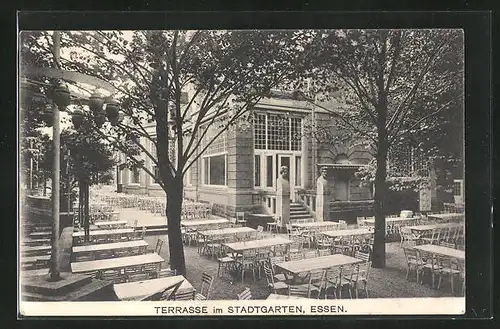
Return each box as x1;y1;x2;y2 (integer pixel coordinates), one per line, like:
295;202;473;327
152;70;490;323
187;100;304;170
354;250;370;262
172;290;195;301
217;254;236;278
437;257;461;294
267;216;280;234
345;261;371;298
439;241;456;249
268;256;288;282
317;249;331;257
324;266;343;299
237;287;253;300
236;212;247;226
157;268;177;278
236;250;258;282
148;239;164;254
400;227;418;248
289;270;325;299
142;263;160;277
194;272;214;300
127;272;150;282
287;284;310;298
418;251;442;288
303;250;317;259
288;251;304;262
99;269;124;284
263;262;288;294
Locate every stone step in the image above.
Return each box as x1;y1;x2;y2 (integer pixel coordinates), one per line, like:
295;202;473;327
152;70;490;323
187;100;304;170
290;213;313;220
290;210;309;215
22;273;93;296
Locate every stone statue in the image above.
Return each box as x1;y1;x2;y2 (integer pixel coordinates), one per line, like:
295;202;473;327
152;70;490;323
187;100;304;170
316;166;332;222
280;165;289;181
276;166;290;227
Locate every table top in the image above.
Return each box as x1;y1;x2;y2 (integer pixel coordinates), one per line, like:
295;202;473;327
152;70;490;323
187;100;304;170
292;221;340;228
113;275;195;301
414;244;465;260
72;240;149;253
407;222;463;232
251;213;274;218
72;228;135;237
223;237;292;252
322;228;373;238
198;227;255;237
29;231;52;237
266;293;311;300
71;253;164;273
21;254;51;264
21;245;51;252
362;217;419;224
181;218;230;227
95;220;127;227
22;238;51;244
276;254;363;275
428;213;465;220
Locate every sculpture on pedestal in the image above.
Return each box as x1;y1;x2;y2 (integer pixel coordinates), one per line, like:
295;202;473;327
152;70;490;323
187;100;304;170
276;166;290;228
316;166;332;222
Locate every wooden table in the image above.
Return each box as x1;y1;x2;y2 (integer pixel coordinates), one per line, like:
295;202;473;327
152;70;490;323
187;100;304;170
72;240;149;255
292;221;340;230
113;275;195;301
428;213;465;222
94;220;128;228
28;231;52;238
72;228;136;244
276;254;363;275
21;254;51;264
266;293;311;300
198;227;256;239
414;244;465;260
181;218;230;228
22;238;51;246
21;245;51;255
223;237;292;253
71;253;164;274
407;222;463;233
322;228;373;238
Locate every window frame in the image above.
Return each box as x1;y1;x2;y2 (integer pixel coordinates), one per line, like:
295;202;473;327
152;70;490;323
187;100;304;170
201;151;228;187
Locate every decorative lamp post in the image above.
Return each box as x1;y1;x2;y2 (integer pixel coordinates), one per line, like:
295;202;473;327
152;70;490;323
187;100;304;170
71;108;85;129
105;98;120;124
42;102;54;127
89;91;105;113
52;82;71;109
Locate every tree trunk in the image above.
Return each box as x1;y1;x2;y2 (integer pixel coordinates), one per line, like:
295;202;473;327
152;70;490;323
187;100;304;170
372;147;388;268
83;181;90;242
166;177;187;275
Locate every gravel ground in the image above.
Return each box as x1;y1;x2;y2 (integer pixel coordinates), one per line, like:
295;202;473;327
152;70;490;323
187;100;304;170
120;207;459;300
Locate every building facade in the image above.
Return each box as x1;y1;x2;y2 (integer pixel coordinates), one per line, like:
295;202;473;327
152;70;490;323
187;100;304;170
117;91;374;221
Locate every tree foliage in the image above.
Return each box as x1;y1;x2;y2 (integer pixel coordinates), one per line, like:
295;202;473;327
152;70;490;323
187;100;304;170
31;30;312;274
298;29;464;268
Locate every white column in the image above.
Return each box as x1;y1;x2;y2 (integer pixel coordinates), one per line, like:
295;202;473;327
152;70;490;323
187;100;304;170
301;132;308;188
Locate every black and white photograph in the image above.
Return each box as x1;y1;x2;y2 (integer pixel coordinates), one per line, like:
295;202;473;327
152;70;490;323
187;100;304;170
18;26;468;316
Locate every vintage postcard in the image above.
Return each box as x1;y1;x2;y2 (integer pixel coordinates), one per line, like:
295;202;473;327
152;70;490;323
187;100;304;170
18;26;467;316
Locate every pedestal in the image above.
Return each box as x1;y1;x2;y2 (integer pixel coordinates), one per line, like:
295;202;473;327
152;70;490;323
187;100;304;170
276;177;290;228
316;176;331;222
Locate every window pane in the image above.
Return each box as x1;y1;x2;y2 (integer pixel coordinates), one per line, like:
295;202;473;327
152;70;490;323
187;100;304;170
203;158;209;185
254;155;261;187
266;155;273;187
295;156;301;186
291;117;302;151
253;114;266;149
209;155;226;186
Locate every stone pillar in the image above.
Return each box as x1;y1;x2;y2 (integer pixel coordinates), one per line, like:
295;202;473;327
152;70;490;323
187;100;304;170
276;166;290;228
315;166;332;222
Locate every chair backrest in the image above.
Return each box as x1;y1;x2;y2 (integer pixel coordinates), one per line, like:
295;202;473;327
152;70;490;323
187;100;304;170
158;268;177;278
339;220;347;224
99;269;122;282
128;272;150;282
263;262;276;286
237;287;253;300
288;284;310;298
354;251;370;262
307;270;326;296
133;220;138;229
325;266;342;286
317;249;331;257
269;255;286;270
358;261;371;279
141;226;147;239
155;239;164;254
236;212;245;221
257;225;264;233
303;251;317;259
439;241;455;249
200;272;214;299
288;252;304;261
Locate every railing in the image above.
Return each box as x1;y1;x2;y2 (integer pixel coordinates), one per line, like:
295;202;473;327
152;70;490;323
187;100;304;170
296;189;316;217
443;202;465;213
